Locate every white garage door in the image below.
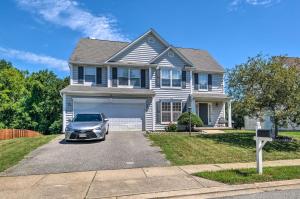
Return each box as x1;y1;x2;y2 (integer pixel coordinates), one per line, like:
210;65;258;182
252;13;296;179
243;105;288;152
73;99;145;131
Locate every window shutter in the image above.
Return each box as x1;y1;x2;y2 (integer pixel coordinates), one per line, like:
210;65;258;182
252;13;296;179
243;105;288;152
96;68;102;85
141;69;146;88
182;70;186;89
112;67;118;87
155;69;160;88
78;66;84;84
156;101;161;124
194;73;198;90
208;74;212;91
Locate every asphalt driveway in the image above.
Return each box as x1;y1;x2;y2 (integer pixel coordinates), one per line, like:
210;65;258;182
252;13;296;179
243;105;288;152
1;132;169;176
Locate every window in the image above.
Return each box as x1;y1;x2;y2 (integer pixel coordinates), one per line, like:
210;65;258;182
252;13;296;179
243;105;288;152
161;101;182;123
161;69;171;87
118;68;141;87
199;73;208;90
161;102;171;123
172;102;182;121
118;68;129;86
73;114;102;122
130;69;141;87
85;67;96;84
161;68;182;88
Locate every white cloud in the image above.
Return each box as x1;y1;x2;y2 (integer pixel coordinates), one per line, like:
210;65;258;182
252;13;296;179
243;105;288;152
0;47;68;71
16;0;128;41
229;0;281;11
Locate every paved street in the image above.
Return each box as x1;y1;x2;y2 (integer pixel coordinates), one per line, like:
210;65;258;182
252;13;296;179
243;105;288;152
221;189;300;199
1;132;169;176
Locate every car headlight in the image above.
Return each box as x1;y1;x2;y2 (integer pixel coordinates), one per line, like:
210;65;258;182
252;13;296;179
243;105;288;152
95;126;101;130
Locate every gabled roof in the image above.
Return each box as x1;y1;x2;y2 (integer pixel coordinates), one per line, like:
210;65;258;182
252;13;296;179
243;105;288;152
69;30;225;73
105;29;169;63
149;46;194;67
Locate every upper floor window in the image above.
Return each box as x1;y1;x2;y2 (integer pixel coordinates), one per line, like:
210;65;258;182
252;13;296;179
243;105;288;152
85;67;96;84
199;73;208;91
118;68;141;87
161;68;181;88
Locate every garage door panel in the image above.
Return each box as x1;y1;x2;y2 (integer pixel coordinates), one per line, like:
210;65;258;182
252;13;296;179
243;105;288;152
74;101;145;131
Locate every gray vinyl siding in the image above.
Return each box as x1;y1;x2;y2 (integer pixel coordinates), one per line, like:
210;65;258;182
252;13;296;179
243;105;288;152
211;102;225;127
72;65;79;84
152;51;191;131
113;34;166;63
65;95;74;126
145;98;153;131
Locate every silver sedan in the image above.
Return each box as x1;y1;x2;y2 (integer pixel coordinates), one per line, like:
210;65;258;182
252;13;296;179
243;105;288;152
65;113;109;141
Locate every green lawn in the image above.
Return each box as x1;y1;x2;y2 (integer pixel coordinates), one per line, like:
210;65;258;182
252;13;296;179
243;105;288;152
148;131;300;165
194;166;300;184
224;130;300;140
0;135;58;172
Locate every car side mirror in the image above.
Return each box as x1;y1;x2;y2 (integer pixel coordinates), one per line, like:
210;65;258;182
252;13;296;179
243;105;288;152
104;118;109;122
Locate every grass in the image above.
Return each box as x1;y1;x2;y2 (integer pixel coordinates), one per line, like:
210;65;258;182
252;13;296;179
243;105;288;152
194;166;300;185
0;135;58;172
148;130;300;165
224;130;300;140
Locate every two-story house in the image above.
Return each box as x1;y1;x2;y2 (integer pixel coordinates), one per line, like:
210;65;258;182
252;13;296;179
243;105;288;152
60;29;232;132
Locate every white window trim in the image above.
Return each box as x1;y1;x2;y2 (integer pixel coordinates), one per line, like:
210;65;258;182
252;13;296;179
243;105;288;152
160;68;182;89
161;100;182;124
117;67;141;88
198;73;208;91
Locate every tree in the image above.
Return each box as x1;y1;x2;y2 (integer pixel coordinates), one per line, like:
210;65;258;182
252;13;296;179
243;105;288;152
25;70;69;134
0;60;30;128
227;55;300;136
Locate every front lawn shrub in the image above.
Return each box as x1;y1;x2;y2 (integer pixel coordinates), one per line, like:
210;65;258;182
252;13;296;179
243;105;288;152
178;112;203;131
165;123;177;132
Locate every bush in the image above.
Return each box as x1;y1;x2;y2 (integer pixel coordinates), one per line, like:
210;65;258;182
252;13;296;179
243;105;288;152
165;123;177;132
178;112;203;131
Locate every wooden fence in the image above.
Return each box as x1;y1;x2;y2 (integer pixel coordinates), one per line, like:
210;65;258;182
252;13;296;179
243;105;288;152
0;129;41;140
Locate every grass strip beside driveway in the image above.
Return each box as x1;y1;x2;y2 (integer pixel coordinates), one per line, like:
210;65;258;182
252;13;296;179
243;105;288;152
194;166;300;185
148;131;300;165
0;135;58;172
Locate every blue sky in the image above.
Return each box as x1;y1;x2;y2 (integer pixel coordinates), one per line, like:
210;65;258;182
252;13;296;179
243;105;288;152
0;0;299;77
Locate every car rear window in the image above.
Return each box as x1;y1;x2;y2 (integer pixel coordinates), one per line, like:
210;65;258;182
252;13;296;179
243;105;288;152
74;114;102;122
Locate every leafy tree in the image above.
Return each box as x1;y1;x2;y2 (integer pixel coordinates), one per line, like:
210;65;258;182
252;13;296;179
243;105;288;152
0;61;30;128
25;70;69;134
227;55;300;136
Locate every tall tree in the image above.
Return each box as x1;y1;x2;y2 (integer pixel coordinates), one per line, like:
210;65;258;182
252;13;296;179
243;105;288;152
25;70;69;134
0;60;30;128
227;55;300;136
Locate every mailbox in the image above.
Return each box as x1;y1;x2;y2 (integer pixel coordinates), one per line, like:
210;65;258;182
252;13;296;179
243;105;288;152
257;129;273;138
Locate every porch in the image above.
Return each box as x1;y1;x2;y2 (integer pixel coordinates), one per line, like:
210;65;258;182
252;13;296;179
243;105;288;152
191;93;232;128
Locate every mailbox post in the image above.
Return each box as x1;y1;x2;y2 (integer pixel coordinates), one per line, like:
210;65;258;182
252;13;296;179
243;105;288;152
254;121;273;175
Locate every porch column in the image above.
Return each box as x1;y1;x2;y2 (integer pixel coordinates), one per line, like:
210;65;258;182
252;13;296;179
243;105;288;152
228;100;232;128
62;93;66;133
107;65;111;87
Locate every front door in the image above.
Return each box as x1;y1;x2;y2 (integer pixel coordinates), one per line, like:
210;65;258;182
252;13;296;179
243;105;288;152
198;103;208;125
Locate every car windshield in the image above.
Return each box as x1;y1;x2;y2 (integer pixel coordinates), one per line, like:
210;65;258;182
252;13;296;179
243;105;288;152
73;114;102;122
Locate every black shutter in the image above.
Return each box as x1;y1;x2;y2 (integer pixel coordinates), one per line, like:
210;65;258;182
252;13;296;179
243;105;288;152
96;68;102;85
112;67;118;87
182;101;187;112
141;69;146;88
182;70;186;89
155;69;160;88
156;101;161;124
194;73;198;90
208;74;212;91
78;66;84;84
